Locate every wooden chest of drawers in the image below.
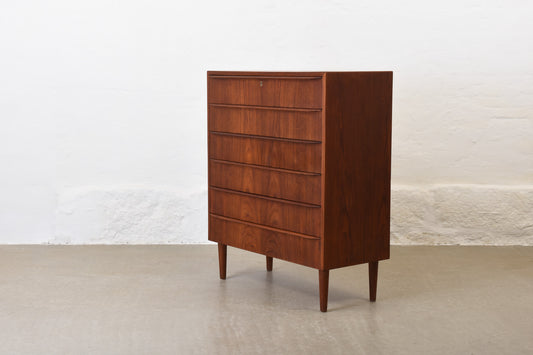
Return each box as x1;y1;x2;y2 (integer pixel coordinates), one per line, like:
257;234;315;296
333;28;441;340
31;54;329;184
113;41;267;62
208;71;392;312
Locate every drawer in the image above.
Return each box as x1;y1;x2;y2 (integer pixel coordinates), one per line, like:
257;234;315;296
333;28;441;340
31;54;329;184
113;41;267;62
209;105;322;141
209;160;321;205
209;133;321;173
209;188;321;237
208;76;322;109
209;214;320;268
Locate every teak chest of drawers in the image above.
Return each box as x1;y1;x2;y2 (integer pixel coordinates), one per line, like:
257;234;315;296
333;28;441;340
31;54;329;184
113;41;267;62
207;71;392;312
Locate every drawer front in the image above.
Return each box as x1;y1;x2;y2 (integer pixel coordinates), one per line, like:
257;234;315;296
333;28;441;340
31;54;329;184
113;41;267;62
209;188;321;237
209;133;321;173
208;76;322;109
209;105;322;141
209;215;320;268
209;160;321;205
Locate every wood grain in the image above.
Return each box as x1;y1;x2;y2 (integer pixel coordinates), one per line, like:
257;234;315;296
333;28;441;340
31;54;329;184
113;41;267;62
209;105;322;141
209;160;321;205
209;132;321;173
207;71;392;311
218;244;227;280
209;215;320;268
319;270;329;312
323;72;392;269
209;187;321;237
208;71;325;77
208;76;323;109
369;261;378;302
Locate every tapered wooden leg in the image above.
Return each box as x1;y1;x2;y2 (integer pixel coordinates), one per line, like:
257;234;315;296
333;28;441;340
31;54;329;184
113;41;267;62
266;256;273;271
319;269;329;312
369;261;378;302
218;243;227;280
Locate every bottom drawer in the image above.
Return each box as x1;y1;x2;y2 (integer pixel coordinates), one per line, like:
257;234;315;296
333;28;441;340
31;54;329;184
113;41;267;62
209;215;320;268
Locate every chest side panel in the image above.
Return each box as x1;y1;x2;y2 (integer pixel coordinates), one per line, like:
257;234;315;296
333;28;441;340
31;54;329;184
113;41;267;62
323;72;392;269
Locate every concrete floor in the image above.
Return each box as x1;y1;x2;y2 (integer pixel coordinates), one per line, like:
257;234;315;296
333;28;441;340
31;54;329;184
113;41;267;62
0;246;532;354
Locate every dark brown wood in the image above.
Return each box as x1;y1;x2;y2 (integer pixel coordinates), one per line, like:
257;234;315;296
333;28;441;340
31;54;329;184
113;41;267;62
209;105;322;141
323;72;392;269
209;188;321;237
218;243;227;280
369;261;378;302
209;160;321;205
208;71;326;77
319;270;329;312
208;76;322;109
266;256;273;271
209;215;320;268
209;132;321;173
207;71;392;311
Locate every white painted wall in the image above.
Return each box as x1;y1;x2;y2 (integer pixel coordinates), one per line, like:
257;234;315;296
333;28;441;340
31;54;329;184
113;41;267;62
1;0;532;244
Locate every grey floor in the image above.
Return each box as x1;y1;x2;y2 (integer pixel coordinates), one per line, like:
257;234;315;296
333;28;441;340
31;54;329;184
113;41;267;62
0;245;532;354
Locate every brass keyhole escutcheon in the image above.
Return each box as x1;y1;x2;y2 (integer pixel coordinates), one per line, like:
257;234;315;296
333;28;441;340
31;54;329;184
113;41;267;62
259;81;263;87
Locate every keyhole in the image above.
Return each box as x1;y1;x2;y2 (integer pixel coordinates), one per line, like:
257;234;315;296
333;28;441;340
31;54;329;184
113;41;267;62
259;81;263;87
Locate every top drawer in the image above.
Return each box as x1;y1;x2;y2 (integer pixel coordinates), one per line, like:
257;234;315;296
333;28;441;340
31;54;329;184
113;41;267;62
208;76;323;109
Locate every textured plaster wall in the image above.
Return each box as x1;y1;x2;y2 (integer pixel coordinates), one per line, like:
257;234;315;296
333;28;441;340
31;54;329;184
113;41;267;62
0;0;532;244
